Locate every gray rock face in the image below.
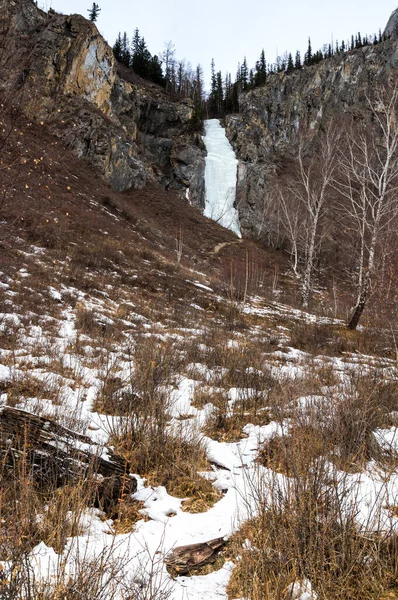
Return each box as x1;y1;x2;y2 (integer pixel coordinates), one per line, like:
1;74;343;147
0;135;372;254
171;143;206;209
0;0;205;200
225;39;398;238
384;8;398;38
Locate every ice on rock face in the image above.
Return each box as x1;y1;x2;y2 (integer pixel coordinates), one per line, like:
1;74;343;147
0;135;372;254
203;119;241;237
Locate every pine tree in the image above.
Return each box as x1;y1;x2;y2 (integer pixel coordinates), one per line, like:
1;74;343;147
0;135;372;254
191;64;204;124
313;49;323;64
149;55;165;86
87;2;100;22
132;37;152;79
113;27;167;86
120;32;131;67
224;73;232;112
241;57;249;90
231;81;239;112
132;28;141;55
259;49;267;81
254;49;267;86
112;33;123;63
295;50;302;69
210;58;217;97
176;60;183;94
208;60;225;117
235;63;242;94
304;37;312;66
287;52;294;73
216;71;224;114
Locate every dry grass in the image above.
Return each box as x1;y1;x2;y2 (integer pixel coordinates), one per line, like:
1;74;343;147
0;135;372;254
99;337;220;513
289;320;396;359
0;460;98;560
185;330;279;441
228;457;398;600
259;371;398;474
0;372;56;407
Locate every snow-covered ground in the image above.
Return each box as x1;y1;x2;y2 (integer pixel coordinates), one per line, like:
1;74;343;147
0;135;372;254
2;286;398;599
203;119;241;237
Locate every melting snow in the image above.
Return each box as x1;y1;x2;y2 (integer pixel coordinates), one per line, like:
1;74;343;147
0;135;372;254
3;283;398;599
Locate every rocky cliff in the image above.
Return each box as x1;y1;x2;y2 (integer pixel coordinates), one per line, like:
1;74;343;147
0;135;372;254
226;30;398;238
384;7;398;39
1;0;205;205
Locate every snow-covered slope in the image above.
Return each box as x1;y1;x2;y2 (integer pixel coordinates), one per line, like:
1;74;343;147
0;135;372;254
203;119;241;237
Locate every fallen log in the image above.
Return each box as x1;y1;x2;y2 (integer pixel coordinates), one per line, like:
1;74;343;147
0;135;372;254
0;405;136;509
165;537;226;575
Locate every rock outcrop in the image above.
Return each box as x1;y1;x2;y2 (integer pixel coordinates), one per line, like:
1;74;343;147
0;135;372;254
384;7;398;39
225;35;398;238
0;0;205;203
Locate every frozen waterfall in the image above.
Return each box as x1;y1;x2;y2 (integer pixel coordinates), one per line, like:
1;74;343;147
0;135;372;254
203;119;241;237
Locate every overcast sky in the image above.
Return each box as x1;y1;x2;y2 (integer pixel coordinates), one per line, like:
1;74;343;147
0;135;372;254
39;0;398;88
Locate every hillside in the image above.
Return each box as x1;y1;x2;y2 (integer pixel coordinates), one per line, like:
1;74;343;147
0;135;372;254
2;2;398;600
0;0;205;205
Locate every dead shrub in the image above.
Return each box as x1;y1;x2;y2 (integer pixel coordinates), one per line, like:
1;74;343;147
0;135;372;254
95;376;135;416
5;542;134;600
1;372;58;407
0;457;97;582
259;425;329;477
289;320;396;360
106;337;216;510
74;306;118;341
228;458;398;600
69;239;125;274
329;373;398;469
113;421;216;512
261;371;398;474
74;306;99;336
289;321;346;355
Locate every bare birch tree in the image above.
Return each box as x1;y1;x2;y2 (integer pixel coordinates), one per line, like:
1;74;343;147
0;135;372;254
298;126;339;307
275;125;339;307
335;87;398;329
162;41;176;93
267;181;305;278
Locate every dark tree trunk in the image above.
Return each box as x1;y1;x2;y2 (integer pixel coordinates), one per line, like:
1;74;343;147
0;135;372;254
348;300;366;330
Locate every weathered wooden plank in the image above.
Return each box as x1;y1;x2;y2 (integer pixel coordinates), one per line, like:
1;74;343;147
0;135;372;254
0;405;136;508
165;537;226;575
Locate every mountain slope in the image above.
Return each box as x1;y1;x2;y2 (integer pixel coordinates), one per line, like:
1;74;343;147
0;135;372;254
2;4;398;600
0;0;205;205
227;33;398;237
